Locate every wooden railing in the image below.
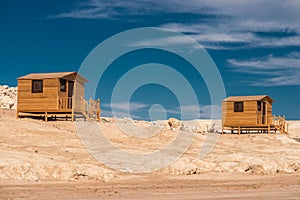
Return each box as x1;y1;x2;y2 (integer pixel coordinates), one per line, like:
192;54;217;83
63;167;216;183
272;115;288;134
81;97;101;121
58;97;73;110
57;96;101;121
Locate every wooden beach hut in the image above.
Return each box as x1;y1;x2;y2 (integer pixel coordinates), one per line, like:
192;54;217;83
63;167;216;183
17;72;101;121
222;95;288;134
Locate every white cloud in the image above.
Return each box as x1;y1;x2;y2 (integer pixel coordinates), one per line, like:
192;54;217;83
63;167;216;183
49;0;300;49
102;102;148;111
50;0;300;23
49;0;175;19
101;110;142;119
52;8;110;19
228;52;300;86
160;22;300;50
128;35;195;47
171;104;222;120
101;102;148;119
127;30;255;50
101;102;221;120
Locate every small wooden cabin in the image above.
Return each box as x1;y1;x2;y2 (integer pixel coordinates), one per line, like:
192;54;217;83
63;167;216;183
17;72;100;121
222;95;288;134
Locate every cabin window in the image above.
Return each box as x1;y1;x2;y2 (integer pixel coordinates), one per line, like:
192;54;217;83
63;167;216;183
234;101;244;112
257;101;262;111
60;79;67;92
32;80;43;93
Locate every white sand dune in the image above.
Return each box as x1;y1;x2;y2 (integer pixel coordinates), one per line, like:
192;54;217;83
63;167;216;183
0;110;300;182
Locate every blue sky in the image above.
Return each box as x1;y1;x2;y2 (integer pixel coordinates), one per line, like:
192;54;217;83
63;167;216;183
1;0;300;119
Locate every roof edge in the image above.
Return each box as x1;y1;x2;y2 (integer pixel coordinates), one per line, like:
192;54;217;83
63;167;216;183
17;71;88;82
222;95;274;103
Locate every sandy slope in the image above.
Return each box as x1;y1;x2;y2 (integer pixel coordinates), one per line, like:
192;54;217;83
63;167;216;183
0;109;300;199
1;109;300;179
97;118;300;175
0;110;115;181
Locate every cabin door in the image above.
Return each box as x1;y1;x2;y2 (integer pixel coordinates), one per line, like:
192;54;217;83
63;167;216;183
262;102;266;124
68;81;74;108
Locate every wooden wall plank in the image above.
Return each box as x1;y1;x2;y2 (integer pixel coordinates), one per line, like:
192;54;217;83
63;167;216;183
18;78;59;112
222;99;273;127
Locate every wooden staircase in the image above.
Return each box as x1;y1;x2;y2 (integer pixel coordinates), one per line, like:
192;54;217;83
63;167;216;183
272;115;288;134
80;97;101;122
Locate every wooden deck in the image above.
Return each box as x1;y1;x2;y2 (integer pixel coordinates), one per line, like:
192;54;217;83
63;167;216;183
222;115;288;135
17;97;101;122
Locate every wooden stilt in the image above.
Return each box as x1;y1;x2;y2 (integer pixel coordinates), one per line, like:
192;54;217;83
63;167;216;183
45;112;48;122
71;107;74;122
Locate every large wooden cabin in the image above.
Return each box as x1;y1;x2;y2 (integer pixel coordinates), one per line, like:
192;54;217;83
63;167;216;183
222;95;288;134
17;72;100;121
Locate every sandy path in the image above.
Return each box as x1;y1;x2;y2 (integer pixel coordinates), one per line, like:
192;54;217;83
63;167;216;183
1;173;300;199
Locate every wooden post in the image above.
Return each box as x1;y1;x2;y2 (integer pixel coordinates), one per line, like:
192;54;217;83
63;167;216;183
45;112;48;122
283;116;286;134
71;103;75;122
97;98;100;122
265;101;268;124
81;97;83;113
57;96;59;110
238;126;240;135
72;96;75;122
89;97;92;117
268;125;270;134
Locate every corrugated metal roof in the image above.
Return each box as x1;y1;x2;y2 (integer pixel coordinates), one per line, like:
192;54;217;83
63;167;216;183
222;95;274;103
18;72;87;82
